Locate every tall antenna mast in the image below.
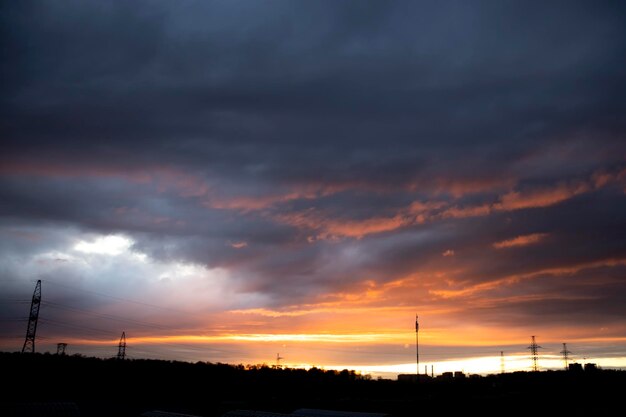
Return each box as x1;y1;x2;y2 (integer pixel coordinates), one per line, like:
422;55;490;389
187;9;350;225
21;280;42;353
560;343;572;370
527;336;542;371
276;353;284;367
415;314;419;375
116;332;126;360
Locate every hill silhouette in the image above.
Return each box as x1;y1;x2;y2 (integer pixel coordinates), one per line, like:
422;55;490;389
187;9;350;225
1;352;623;416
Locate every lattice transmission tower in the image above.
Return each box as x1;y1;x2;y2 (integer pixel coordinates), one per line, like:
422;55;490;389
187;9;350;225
560;343;572;370
527;335;542;371
21;280;42;353
116;332;126;360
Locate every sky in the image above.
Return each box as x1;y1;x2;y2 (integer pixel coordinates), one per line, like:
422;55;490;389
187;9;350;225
1;0;626;377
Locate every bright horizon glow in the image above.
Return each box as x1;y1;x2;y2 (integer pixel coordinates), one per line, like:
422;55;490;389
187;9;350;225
325;355;626;378
18;330;624;377
3;333;625;378
67;333;626;347
4;229;626;379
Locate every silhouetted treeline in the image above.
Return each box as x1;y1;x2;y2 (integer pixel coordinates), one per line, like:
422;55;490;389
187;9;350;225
1;352;624;417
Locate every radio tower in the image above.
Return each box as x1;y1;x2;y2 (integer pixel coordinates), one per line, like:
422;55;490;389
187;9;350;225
116;332;126;360
21;280;42;353
560;343;572;370
415;314;420;375
500;351;505;374
527;336;542;371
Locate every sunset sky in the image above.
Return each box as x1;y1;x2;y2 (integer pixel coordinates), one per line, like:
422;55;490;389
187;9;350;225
1;1;626;377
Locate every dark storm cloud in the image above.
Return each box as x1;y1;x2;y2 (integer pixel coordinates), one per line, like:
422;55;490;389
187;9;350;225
1;0;626;337
3;1;625;163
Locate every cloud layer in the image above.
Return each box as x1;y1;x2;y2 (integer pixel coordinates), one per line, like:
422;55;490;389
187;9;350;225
1;1;626;371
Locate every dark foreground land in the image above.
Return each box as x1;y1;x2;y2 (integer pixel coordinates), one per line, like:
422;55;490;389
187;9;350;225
1;352;624;417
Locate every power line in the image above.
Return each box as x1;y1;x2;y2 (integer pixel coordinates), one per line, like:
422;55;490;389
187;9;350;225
13;284;288;359
41;300;173;331
42;280;188;314
37;300;253;356
39;319;252;358
39;317;119;338
6;279;575;372
7;284;533;363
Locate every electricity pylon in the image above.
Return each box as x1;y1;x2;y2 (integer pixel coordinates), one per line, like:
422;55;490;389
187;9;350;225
21;280;42;353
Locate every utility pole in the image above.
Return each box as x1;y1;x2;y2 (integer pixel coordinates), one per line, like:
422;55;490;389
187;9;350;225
56;343;67;355
276;353;283;367
560;343;572;370
116;332;126;360
527;336;542;372
21;280;42;353
500;351;505;374
415;314;419;375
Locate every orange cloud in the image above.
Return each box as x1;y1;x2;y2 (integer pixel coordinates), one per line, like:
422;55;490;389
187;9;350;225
275;210;411;240
152;169;210;197
319;215;410;239
207;193;310;212
407;200;447;214
493;233;549;249
430;258;626;299
428;177;516;198
204;183;350;212
495;181;591;210
439;204;491;219
275;199;492;240
0;161;213;198
270;167;625;240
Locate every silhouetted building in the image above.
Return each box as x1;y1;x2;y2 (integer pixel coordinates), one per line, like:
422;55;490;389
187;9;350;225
143;412;203;417
440;371;454;380
397;373;430;382
454;371;466;379
584;363;598;371
293;410;389;417
221;411;290;417
568;363;583;372
222;410;389;417
4;402;80;417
